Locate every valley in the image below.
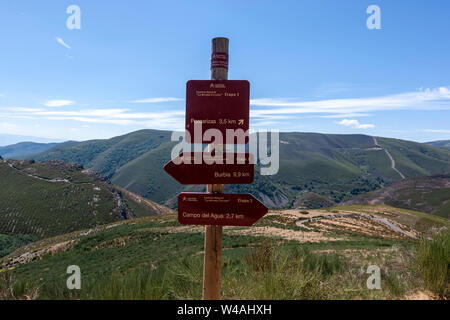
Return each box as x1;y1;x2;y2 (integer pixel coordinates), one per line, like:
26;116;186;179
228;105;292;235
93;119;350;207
14;129;450;211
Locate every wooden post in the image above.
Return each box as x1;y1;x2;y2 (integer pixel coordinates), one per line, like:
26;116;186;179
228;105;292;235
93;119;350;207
202;37;228;300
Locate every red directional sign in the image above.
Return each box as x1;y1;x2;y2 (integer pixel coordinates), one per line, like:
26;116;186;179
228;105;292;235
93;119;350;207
164;152;254;185
178;192;268;226
185;80;250;144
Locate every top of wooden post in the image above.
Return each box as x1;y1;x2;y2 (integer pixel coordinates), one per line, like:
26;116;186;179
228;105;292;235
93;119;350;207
211;37;229;80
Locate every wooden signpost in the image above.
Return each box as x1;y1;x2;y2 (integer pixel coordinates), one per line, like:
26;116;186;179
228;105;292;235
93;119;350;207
164;37;268;300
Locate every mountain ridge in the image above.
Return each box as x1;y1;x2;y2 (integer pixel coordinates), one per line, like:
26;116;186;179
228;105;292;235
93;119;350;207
21;129;450;210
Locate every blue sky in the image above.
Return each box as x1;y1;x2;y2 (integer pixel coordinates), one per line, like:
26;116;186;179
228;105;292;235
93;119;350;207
0;0;449;143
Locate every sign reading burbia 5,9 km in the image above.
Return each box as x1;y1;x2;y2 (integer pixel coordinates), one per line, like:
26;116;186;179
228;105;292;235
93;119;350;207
164;152;254;185
185;80;250;144
178;193;268;227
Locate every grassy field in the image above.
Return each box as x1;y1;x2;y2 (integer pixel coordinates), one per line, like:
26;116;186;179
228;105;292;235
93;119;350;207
1;205;447;300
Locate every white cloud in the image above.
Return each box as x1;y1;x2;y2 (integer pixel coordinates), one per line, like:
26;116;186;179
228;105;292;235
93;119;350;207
56;37;71;49
250;86;450;117
8;107;46;112
319;113;372;118
45;116;135;126
43;100;74;107
0;122;18;128
338;119;374;129
5;107;185;128
131;97;183;103
421;129;450;133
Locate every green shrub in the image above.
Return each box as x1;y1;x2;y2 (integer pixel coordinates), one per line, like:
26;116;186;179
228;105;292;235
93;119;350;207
244;241;275;273
415;231;449;298
0;272;39;300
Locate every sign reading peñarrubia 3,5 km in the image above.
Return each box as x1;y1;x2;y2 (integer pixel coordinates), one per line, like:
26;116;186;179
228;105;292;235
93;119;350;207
178;193;268;226
185;80;250;144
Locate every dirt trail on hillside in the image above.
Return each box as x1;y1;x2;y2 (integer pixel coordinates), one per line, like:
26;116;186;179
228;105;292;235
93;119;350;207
372;137;406;179
227;226;346;243
3;160;70;183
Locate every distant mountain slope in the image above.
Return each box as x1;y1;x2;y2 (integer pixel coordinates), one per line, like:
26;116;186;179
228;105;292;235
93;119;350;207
0;142;58;159
426;140;450;150
341;174;450;218
32;129;172;178
0;157;170;242
31;130;450;209
0;134;63;147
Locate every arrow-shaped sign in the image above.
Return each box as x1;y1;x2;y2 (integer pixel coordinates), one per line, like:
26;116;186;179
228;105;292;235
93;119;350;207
178;192;268;226
164;152;254;185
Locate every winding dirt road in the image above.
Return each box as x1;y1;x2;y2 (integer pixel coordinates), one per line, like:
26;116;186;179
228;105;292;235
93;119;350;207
372;137;405;179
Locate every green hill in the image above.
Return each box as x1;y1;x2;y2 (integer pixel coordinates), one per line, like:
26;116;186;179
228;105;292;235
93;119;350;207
30;130;450;210
0;157;173;257
342;174;450;218
31;130;172;178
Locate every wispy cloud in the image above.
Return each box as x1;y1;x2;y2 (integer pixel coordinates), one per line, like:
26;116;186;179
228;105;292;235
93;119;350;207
131;97;183;103
43;100;74;107
8;107;46;112
56;37;71;49
420;129;450;134
46;116;135;126
250;86;450;117
0;122;18;129
338;119;374;129
7;107;185;128
319;113;372;118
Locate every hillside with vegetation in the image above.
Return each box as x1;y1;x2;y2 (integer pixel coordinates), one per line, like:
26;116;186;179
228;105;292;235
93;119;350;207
426;140;450;150
342;174;450;218
28;130;450;210
0;157;172;258
1;205;448;300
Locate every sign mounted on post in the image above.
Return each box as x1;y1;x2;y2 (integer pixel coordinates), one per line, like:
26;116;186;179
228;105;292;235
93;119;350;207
164;152;254;185
178;192;268;227
185;80;250;144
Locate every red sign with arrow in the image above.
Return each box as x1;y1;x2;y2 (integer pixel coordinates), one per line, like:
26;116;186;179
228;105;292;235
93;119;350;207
185;80;250;144
178;192;268;226
164;152;254;185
